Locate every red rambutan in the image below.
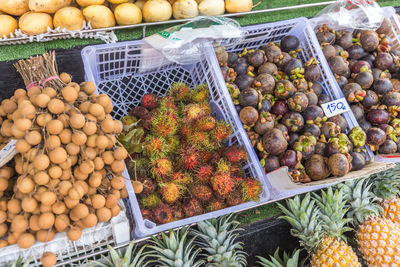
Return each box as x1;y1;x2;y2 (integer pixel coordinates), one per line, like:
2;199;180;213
241;178;262;202
196;115;216;132
172;207;184;220
194;165;213;183
178;146;200;170
169;82;190;101
151;112;178;137
199;150;213;163
188;84;209;103
226;189;243;207
206;198;226;212
160;182;181;204
151;158;173;179
190;184;213;202
183;199;203;217
153;204;175;224
139;177;157;195
216;158;231;174
211;172;234;197
159;96;178;111
210;121;233;143
188;131;212;150
183;104;208;122
130;106;149;119
143;135;170;159
141;93;159;110
179;123;194;139
170;171;192;185
141;208;154;221
223;145;248;164
140;193;161;208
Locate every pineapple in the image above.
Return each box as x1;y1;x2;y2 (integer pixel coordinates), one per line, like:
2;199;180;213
7;257;31;267
277;190;361;266
257;248;305;267
146;226;204;267
92;240;148;267
192;214;247;267
339;178;400;266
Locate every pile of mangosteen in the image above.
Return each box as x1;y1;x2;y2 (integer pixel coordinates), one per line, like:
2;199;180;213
216;35;369;183
316;19;400;155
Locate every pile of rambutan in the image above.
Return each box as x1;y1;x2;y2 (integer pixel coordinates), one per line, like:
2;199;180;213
122;82;263;225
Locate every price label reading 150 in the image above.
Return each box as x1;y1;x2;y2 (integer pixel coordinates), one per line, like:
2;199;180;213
321;98;350;118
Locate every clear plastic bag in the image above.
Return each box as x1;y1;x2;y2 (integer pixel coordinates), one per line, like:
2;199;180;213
313;0;384;30
144;16;245;65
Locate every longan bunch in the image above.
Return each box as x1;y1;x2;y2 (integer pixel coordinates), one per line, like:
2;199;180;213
0;74;128;250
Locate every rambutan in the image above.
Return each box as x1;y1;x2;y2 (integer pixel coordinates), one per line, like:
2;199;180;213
183;199;203;217
167;135;180;152
159;96;178;111
223;145;248;164
194;165;213;183
216;158;232;174
128;158;148;179
130;106;149;119
141;208;154;221
153;204;175;224
160;182;181;204
151;112;178;137
198;103;212;115
170;171;192;185
199;150;213;163
183;104;208;122
188;131;212;150
189;84;210;103
172;207;184;220
139;177;157;195
140;193;161;208
241;178;262;202
231;176;245;187
138;113;152;130
230;164;244;177
151;158;173;179
178;146;200;170
190;184;213;202
196;116;216;132
169;82;190;101
141;93;159;110
210;121;233;143
206;198;226;212
211;172;234;197
226;189;243;207
143;135;170;159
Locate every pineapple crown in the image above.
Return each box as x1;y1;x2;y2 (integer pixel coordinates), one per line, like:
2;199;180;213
257;248;305;267
146;227;204;267
92;241;148;267
277;194;322;253
312;187;353;242
370;165;400;201
337;178;383;227
192;214;247;267
7;257;31;267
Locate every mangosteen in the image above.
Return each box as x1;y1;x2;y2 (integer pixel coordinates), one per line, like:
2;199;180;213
275;123;289;135
289;133;299;148
221;66;237;83
260;98;272;112
271;100;288;116
247;49;265;67
378;124;397;142
377;18;392;35
277;52;292;69
262;128;288;156
374;53;394;70
360;54;375;67
130;106;149;118
372;68;384;80
328;153;350;177
315;142;326;156
348;59;358;72
342;83;366;103
373;78;392;95
282;112;304;133
232;57;249;75
379;140;397;154
235;105;241;113
239;106;259;127
382;92;400;107
239;88;259;108
254;112;275;135
347;45;364;60
359;30;379;52
336;76;348;88
322;44;336;59
361;90;378;109
287;92;309;112
366;127;387;151
264;155;280;173
293;135;317;160
351;105;365;121
334;45;344;55
328;56;349;76
325;134;352;156
227;83;241;105
351;60;371;74
302;124;320;137
235;74;255;91
262;43;282;63
397;139;400;153
284;58;303;77
316;26;335;45
305;154;330;181
366;109;389;125
293;78;309;92
392;79;400;92
227;53;239;65
311;82;323;96
302;105;325;125
215;46;228;66
280;150;301;169
275;80;295;99
350;152;366;171
320;121;341;139
258;62;278;75
355;71;374;89
359;120;372;131
349;126;367;148
328;115;348;133
280;35;300;52
304;59;321;82
306;91;318;106
336;31;353;49
254;73;275;95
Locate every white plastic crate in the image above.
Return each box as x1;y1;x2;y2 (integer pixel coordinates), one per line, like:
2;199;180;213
212;17;386;199
81;40;270;238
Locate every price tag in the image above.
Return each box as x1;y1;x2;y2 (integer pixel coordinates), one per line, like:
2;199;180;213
321;98;350;118
0;140;16;168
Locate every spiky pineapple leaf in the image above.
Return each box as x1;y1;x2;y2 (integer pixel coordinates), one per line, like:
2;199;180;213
7;257;31;267
370;165;400;200
257;248;304;267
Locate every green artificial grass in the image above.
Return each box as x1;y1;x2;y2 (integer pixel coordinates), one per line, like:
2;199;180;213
0;0;398;62
237;203;282;225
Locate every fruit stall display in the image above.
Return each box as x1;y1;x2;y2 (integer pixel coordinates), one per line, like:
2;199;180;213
312;8;400;157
